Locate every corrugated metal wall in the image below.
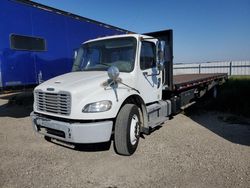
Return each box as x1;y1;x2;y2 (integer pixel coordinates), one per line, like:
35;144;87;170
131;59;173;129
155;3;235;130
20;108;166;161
173;61;250;75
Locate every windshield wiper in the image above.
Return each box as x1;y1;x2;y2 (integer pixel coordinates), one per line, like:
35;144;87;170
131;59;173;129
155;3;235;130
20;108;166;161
82;63;111;71
100;63;111;67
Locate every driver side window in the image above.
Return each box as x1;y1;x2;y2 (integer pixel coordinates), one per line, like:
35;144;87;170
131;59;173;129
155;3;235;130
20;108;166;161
140;42;156;70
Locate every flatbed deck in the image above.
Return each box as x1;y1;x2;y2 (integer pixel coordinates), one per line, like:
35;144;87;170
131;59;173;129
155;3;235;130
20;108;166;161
173;73;228;91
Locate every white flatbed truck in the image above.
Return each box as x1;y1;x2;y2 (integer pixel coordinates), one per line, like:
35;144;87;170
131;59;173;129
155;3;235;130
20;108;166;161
31;30;227;155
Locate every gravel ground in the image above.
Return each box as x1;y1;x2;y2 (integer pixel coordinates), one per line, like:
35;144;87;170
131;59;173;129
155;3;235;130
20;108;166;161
0;93;249;188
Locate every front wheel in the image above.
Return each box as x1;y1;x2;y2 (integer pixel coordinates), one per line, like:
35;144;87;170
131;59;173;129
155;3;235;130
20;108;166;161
114;104;141;156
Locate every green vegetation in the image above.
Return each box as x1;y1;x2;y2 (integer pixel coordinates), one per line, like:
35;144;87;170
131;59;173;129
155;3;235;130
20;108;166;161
212;76;250;117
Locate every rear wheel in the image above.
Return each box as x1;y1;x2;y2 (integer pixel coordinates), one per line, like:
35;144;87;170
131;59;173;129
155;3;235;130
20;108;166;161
212;86;218;99
44;136;51;142
114;104;141;156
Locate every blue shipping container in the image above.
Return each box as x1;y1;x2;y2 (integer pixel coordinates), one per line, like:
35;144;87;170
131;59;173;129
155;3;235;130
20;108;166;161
0;0;128;90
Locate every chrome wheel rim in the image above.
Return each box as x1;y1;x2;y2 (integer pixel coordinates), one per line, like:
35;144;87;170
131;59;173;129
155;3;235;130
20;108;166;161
130;114;139;145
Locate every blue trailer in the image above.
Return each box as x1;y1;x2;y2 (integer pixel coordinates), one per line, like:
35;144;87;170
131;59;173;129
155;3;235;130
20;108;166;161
0;0;129;91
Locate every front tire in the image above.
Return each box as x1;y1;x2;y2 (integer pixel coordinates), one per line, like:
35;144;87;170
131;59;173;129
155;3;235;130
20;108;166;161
114;104;141;156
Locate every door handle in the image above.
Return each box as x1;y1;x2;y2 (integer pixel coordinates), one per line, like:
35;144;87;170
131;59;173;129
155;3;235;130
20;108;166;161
157;78;161;88
143;71;160;77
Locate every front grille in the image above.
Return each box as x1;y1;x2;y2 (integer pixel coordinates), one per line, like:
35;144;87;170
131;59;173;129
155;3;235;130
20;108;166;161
35;91;71;116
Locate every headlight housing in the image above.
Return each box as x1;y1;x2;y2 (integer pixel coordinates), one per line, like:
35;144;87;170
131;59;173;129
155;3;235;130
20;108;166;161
82;100;112;113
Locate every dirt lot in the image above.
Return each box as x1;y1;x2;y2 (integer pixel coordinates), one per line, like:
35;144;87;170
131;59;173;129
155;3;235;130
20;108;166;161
0;93;249;188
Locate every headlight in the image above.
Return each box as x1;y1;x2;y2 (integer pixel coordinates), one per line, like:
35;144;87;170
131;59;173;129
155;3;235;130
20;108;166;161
82;100;112;113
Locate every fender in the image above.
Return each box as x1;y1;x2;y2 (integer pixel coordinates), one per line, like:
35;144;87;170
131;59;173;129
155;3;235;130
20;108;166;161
117;94;149;130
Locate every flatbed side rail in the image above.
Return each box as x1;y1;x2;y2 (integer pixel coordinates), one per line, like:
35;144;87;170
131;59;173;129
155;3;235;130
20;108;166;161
173;73;228;92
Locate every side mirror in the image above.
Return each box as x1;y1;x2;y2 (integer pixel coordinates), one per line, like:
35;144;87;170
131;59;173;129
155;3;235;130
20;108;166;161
156;41;166;71
73;49;78;60
107;66;120;82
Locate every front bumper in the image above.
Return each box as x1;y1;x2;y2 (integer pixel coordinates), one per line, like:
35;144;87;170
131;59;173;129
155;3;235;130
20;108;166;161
30;112;113;143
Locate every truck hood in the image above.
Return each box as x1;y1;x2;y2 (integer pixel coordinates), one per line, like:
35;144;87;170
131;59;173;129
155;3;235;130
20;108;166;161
37;71;109;93
36;71;134;95
34;70;137;120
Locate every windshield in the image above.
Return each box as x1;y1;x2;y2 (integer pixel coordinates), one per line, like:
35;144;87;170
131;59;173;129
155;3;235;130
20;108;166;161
72;37;137;72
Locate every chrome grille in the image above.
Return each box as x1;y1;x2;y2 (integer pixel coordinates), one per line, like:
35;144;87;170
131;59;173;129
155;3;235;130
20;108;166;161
35;91;71;115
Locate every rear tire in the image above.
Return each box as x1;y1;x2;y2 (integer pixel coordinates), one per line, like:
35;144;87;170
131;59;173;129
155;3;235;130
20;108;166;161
44;136;51;142
114;104;141;156
212;86;218;99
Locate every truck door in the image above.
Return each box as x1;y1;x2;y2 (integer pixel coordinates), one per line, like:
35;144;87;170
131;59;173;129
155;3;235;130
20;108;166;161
137;40;162;103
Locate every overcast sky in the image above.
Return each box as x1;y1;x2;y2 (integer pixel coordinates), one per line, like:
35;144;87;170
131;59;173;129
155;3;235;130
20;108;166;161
33;0;250;63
